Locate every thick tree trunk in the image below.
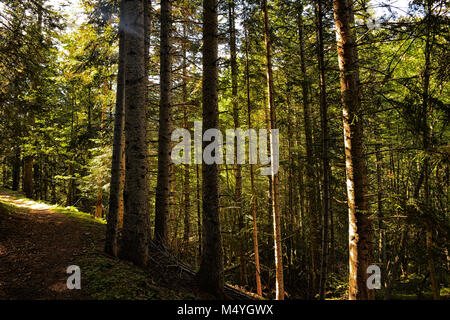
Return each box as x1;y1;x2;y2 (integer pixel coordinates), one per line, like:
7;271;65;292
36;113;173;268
154;0;173;246
197;0;224;298
263;0;284;300
333;0;373;300
118;0;151;267
105;0;127;257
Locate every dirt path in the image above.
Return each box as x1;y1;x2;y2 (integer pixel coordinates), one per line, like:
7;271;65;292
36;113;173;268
0;191;105;300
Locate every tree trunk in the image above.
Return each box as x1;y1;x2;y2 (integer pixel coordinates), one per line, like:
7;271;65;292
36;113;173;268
182;23;191;252
154;0;173;246
375;143;387;291
297;3;320;295
197;0;224;298
228;0;246;287
12;148;20;191
315;0;330;300
95;191;103;218
263;0;284;300
23;156;33;198
118;0;151;267
244;20;262;297
196;164;202;268
105;0;127;257
333;0;373;300
422;0;439;300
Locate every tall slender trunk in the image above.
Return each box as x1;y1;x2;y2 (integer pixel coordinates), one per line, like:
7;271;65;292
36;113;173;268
119;0;151;267
12;148;20;191
375;143;386;290
154;0;173;246
422;0;439;300
182;23;191;251
228;0;246;287
66;161;74;206
315;0;330;300
196;163;202;268
333;0;373;300
105;0;127;256
197;0;224;298
263;0;284;300
297;3;320;295
244;21;262;297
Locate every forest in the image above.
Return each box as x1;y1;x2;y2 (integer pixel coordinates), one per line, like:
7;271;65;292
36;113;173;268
0;0;448;301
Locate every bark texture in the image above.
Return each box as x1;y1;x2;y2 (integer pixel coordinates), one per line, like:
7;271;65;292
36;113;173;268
118;0;151;267
197;0;224;298
333;0;374;300
105;0;127;257
263;0;284;300
154;0;172;246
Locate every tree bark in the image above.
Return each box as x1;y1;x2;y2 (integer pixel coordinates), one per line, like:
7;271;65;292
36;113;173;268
197;0;224;298
23;156;33;198
263;0;284;300
118;0;151;267
182;23;191;251
333;0;374;300
315;0;331;300
244;20;262;297
154;0;173;246
228;0;246;287
297;3;320;295
12;148;20;191
422;0;439;300
105;0;127;257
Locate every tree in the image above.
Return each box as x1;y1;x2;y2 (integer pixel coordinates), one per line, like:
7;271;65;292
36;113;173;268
244;17;262;297
197;0;224;298
105;0;127;257
118;0;151;267
315;0;331;300
332;0;374;300
297;1;320;295
263;0;284;300
154;0;173;246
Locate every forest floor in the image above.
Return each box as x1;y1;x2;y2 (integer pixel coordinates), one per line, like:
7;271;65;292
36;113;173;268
0;189;254;300
0;189;102;299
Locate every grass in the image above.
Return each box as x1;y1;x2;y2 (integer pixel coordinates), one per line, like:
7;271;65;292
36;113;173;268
0;187;105;224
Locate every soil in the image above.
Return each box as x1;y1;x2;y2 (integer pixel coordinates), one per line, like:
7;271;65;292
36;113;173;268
0;191;105;299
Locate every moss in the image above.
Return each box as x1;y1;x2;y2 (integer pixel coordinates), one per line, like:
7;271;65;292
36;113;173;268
78;251;198;300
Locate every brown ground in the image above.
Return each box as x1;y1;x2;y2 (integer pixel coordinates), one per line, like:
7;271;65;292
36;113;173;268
0;190;255;300
0;191;105;299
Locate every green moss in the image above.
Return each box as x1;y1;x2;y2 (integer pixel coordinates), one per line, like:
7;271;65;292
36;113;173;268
78;251;198;300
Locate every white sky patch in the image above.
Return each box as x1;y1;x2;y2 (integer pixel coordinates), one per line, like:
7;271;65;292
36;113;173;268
372;0;412;18
48;0;86;29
